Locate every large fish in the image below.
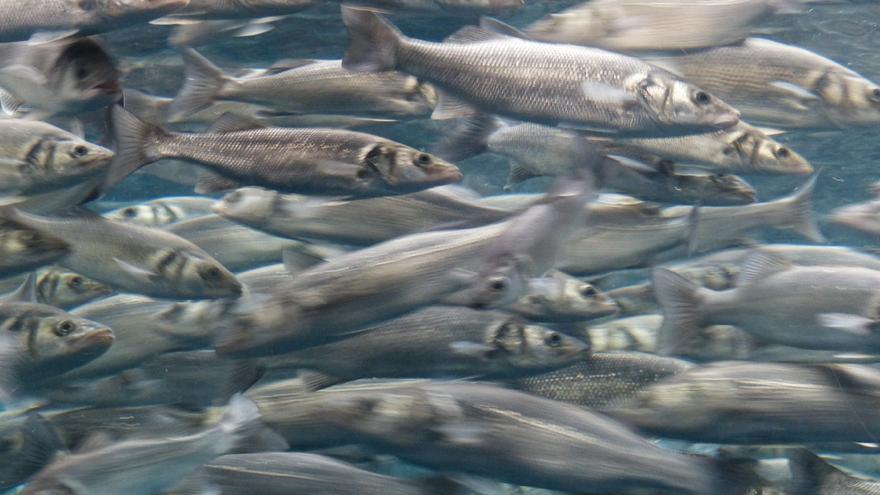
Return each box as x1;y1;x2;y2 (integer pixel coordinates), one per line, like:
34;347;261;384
341;8;740;136
106;106;462;198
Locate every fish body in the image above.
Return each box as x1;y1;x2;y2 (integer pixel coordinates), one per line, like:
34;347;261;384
0;219;69;279
341;8;740;136
104;196;215;226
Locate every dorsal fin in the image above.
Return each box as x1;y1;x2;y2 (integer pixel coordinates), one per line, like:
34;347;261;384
444;26;509;44
479;17;531;40
736;250;792;287
208;112;267;133
2;272;38;303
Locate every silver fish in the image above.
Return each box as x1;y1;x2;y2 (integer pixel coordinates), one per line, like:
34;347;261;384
829;198;880;238
0;0;187;43
341;8;740;136
645;38;880;129
261;306;588;388
0;37;121;119
525;0;801;52
164;0;313;19
0;208;241;299
20;394;262;495
0;268;111;310
212;186;514;246
104;196;215;227
787;448;880;495
106;106;462;198
0;412;65;491
319;380;720;494
0;219;69;279
168;50;436;122
505;269;618;322
605;362;880;443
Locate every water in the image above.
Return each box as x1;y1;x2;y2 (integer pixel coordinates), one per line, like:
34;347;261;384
4;1;880;494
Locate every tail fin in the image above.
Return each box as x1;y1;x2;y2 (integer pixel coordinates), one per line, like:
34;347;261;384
779;175;825;243
432;113;500;162
652;268;706;357
216;393;262;453
787;449;833;495
167;49;230;122
340;6;402;72
9;414;66;489
101;105;168;196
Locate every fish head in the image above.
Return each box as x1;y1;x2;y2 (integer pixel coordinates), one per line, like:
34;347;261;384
509;320;590;368
814;73;880;127
49;38;121;113
638;74;740;131
691;264;738;291
42;138;114;181
720;126;813;175
688;173;757;205
360;144;462;194
828;200;880;234
89;0;190;20
554;274;619;318
468;253;532;310
43;270;113;308
28;314;114;373
212;187;281;226
155;299;235;344
186;256;243;299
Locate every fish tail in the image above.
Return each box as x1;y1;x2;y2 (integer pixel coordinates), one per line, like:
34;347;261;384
101;105;168;196
780;175;825;243
341;6;402;72
167;48;231;122
432;113;500;162
652;268;706;357
786;449;832;495
216;393;262;453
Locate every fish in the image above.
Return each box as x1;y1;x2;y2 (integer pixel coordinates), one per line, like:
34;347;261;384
103;196;215;226
0;37;121;119
644;38;880;129
167;17;285;47
0;267;112;310
505;269;619;322
260;306;589;389
340;8;740;136
0;207;242;299
168;50;436;122
0;218;70;279
525;0;802;52
0;301;114;397
105;106;462;198
212;185;515;246
319;380;720;494
828;198;880;238
0;119;114;196
0;0;187;43
19;394;264;495
787;448;880;495
166;214;306;272
44;350;262;408
654;250;880;355
188;452;470;495
604;362;880;443
506;352;694;409
0;412;66;491
343;0;524;15
216;178;590;357
159;0;314;19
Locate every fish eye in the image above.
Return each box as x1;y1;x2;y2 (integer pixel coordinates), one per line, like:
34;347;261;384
75;67;88;80
122;207;137;218
693;91;711;105
224;191;241;203
544;332;563;347
488;276;508;292
415;153;433;166
870;88;880;103
71;145;89;157
579;284;597;297
775;147;791;159
356;167;373;179
722;146;735;156
68;276;83;287
55;320;76;336
202;266;222;280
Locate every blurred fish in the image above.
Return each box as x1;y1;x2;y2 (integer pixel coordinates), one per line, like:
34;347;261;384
0;219;69;279
344;0;524;15
261;306;588;389
212;186;514;246
605;362;880;443
525;0;801;52
104;196;215;226
0;207;241;299
505;269;618;322
167;214;305;271
506;352;694;409
319;380;720;494
828;198;880;238
0;119;113;196
0;301;113;397
168;16;285;47
654;250;880;355
45;350;262;408
685;244;880;272
20;394;263;495
160;0;313;19
168;50;436;122
18;267;111;309
0;37;121;119
645;38;880;129
0;412;65;491
106;106;462;198
188;452;469;495
341;8;740;136
0;0;187;43
787;448;880;495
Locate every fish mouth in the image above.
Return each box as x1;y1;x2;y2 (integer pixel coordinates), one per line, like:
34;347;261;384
738;189;759;203
93;80;121;95
429;166;464;184
71;327;115;357
712;113;740;129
